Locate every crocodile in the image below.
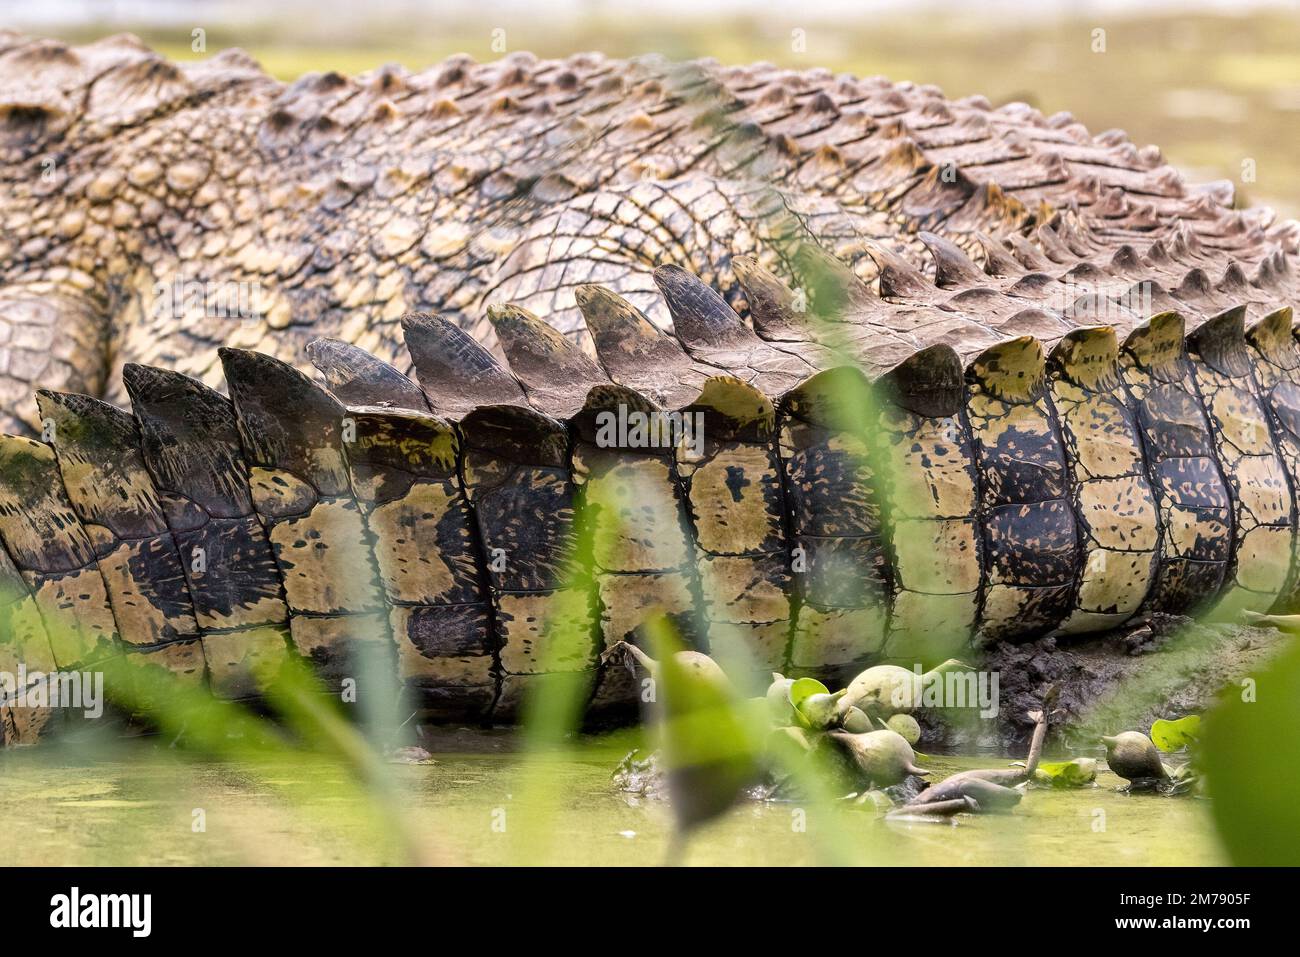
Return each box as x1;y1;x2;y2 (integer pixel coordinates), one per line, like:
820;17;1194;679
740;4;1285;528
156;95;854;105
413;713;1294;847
2;33;1299;744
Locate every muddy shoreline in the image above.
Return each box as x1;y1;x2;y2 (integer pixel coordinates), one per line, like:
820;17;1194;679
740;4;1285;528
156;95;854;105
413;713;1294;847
935;617;1290;750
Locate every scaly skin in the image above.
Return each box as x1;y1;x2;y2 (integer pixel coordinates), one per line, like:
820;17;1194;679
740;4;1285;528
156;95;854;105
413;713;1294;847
3;31;1296;435
3;35;1300;742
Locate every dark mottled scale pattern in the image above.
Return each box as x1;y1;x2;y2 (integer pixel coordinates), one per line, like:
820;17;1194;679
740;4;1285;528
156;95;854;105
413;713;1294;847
343;407;498;719
1244;307;1300;611
674;379;791;675
778;370;889;681
1120;313;1232;615
0;435;122;670
966;338;1078;641
35;392;207;690
124;365;291;699
457;406;598;720
1186;310;1294;618
221;349;390;692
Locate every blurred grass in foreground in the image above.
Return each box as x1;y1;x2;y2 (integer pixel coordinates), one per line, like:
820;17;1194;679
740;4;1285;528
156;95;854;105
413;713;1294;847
1202;632;1300;865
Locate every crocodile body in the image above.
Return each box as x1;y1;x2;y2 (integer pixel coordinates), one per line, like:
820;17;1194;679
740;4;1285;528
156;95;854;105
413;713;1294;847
3;34;1300;742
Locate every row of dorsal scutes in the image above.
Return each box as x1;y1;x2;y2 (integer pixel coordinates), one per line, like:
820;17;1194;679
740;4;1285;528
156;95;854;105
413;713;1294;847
0;366;293;744
20;337;503;731
729;254;1029;667
944;200;1300;624
317;277;806;711
463;273;974;692
603;264;983;679
9;264;1300;738
222;344;552;721
740;244;1300;649
366;314;596;720
484;291;782;715
366;282;1296;689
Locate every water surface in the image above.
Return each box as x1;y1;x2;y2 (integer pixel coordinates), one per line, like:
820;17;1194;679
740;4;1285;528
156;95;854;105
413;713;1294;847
0;733;1222;866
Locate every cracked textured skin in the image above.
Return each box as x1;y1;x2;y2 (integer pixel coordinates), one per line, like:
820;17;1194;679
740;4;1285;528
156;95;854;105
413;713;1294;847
4;33;1300;741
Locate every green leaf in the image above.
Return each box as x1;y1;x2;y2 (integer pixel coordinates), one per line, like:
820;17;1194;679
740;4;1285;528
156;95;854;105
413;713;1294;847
1202;636;1300;865
787;676;829;712
1151;715;1201;752
1032;758;1098;788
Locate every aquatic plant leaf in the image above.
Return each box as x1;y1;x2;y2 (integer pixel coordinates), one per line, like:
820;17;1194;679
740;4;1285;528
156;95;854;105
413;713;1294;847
1151;715;1201;752
1164;764;1201;796
788;677;829;711
1202;636;1300;865
1032;758;1098;787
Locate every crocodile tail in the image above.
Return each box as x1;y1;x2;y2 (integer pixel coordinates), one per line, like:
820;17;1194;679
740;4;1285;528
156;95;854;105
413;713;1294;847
3;251;1300;739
